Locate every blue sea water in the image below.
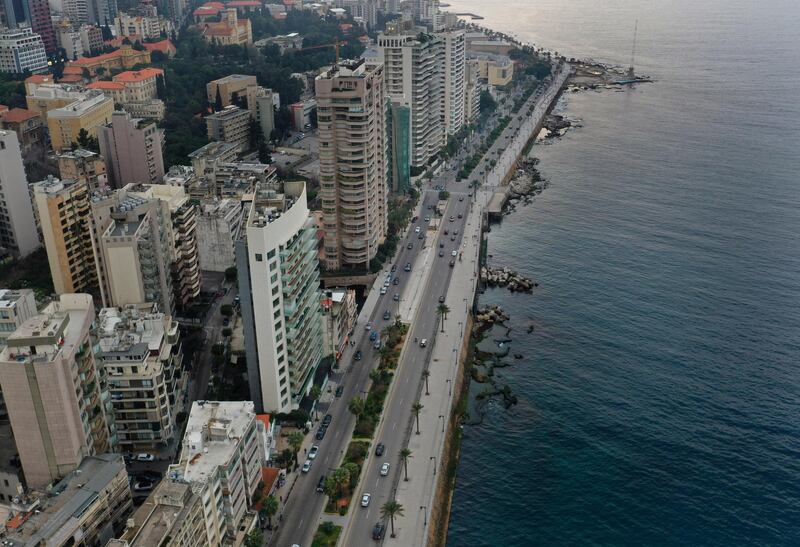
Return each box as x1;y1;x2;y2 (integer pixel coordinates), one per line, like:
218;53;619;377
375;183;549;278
446;0;800;545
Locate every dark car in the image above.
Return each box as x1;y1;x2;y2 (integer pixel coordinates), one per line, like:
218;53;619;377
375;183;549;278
417;233;423;239
323;414;333;426
393;277;399;285
439;242;444;248
335;385;344;397
383;310;391;320
444;229;449;235
391;264;397;272
458;213;463;219
222;318;229;326
449;259;455;267
316;427;327;440
407;242;413;250
370;331;378;341
404;263;411;272
372;522;385;540
451;235;456;241
316;475;326;493
375;443;385;456
438;295;445;303
439;250;444;257
354;350;362;361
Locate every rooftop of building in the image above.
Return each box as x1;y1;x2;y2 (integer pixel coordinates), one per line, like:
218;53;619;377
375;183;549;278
113;67;164;83
248;180;305;229
97;304;169;360
188;140;239;159
0;288;34;310
171;401;255;485
116;479;197;546
72;45;149;67
0;107;40;124
107;219;144;238
48;91;111;117
206;104;249;120
26;83;86;100
200;197;243;217
141;39;176;54
316;58;368;80
87;80;126;91
31;175;85;196
466;50;512;65
5;454;126;546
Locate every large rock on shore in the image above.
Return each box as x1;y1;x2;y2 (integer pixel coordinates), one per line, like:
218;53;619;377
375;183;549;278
480;266;537;293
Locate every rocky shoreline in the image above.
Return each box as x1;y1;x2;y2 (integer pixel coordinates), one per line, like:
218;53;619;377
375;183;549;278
480;266;537;292
502;158;549;214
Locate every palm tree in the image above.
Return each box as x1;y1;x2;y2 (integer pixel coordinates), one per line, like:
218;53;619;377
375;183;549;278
309;385;322;420
378;344;394;365
332;466;350;499
381;500;405;538
262;494;279;528
422;369;430;396
348;395;365;418
287;431;304;466
436;303;450;333
399;448;412;481
411;402;424;435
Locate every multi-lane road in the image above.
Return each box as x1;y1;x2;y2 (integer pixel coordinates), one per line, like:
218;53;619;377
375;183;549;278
270;188;466;547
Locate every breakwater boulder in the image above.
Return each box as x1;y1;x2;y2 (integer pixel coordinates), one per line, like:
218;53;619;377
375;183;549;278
475;304;509;326
480;266;537;292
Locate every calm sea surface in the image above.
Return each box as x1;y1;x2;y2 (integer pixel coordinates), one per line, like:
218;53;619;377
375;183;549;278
446;0;800;545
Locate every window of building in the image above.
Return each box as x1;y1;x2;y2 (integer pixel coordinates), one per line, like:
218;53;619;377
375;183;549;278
255;253;263;262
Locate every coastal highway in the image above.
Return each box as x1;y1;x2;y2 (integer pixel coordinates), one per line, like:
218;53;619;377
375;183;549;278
269;189;446;547
341;185;474;544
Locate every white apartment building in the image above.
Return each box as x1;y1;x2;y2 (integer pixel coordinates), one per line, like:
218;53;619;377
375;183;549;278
98;304;186;450
115;12;162;40
0;131;40;258
236;181;324;413
169;401;263;545
315;59;388;270
377;25;445;168
0;27;48;74
436;28;466;135
0;289;37;346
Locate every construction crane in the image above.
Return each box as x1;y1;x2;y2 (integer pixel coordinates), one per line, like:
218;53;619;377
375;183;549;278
296;39;348;64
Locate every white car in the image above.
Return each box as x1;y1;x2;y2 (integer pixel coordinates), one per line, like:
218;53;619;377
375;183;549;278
136;453;155;462
361;493;371;507
419;339;427;348
380;463;390;476
380;286;387;295
302;460;312;473
308;445;319;460
414;226;421;233
451;250;458;257
365;323;372;331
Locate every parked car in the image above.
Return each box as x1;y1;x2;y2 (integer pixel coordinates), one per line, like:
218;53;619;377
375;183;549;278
380;286;387;295
380;463;390;476
323;414;333;426
414;226;421;234
373;340;381;349
372;522;385;540
354;350;362;361
393;294;400;301
439;250;444;257
404;263;411;272
136;453;155;462
375;443;385;456
459;196;464;201
316;475;326;493
302;460;312;473
370;331;378;342
407;242;413;250
439;242;444;248
361;493;371;507
393;277;400;285
391;264;397;272
451;235;456;241
308;445;319;460
335;385;344;397
449;259;455;267
222;318;229;326
133;480;155;492
365;323;372;331
418;233;424;239
424;216;430;222
451;250;458;257
316;427;327;440
449;216;455;222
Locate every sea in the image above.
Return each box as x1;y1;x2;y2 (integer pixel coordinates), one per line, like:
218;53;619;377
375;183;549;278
445;0;800;545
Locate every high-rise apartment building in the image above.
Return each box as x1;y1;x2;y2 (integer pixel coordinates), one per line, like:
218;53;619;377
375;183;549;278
98;304;186;450
0;294;116;488
236;181;324;413
32;176;103;296
28;0;57;53
437;28;466;135
47;90;114;152
206;104;251;153
99;111;166;187
0;26;48;74
246;84;275;139
0;130;40;258
57;148;107;190
0;288;37;347
169;401;263;544
315;59;388;270
377;25;445;168
65;0;118;25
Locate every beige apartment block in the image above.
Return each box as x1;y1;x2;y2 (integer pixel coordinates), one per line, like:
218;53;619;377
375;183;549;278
315;59;388;270
206;105;251;152
206;74;257;107
98;304;187;450
47;90;114;152
0;294;116;488
32;176;103;296
57;148;107;190
25;83;86;116
99;111;166;187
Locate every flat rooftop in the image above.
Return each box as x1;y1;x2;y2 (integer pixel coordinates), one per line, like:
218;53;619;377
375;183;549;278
118;480;195;546
0;289;33;310
97;306;166;359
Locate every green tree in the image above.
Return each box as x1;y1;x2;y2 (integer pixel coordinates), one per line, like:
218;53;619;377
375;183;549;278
262;494;279;528
438;190;450;201
411;402;424;435
342;461;360;490
399;448;412;481
436;303;450;333
214;87;223;111
348;395;365;418
331;466;350;498
224;266;237;282
422;369;430;396
156;74;166;100
220;304;233;317
287;431;304;465
75;128;99;152
381;500;404;538
243;528;263;547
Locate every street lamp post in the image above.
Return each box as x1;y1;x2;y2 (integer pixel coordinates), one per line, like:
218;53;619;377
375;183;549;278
420;505;428;527
430;456;437;476
446;378;452;396
439;414;445;433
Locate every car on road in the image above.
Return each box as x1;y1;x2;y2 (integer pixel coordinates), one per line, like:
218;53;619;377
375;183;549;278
383;278;390;287
459;196;464;201
316;427;327;440
323;414;333;426
133;480;155;492
449;216;455;222
420;339;427;347
372;522;385;540
414;226;421;233
454;229;459;235
361;493;371;507
373;340;381;349
439;250;444;257
451;250;458;257
380;463;390;476
451;235;456;241
222;318;229;326
335;385;344;397
458;213;463;219
424;216;430;222
393;277;399;285
302;460;312;473
407;242;413;250
136;453;155;462
449;259;455;267
444;229;449;235
316;475;326;493
355;350;362;361
369;331;378;341
418;233;424;239
375;443;385;456
404;263;411;272
391;264;397;272
308;445;319;460
439;242;444;248
438;295;446;303
380;286;387;295
393;293;400;301
365;322;372;331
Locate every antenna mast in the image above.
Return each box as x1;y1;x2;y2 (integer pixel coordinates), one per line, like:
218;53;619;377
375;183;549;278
628;19;638;78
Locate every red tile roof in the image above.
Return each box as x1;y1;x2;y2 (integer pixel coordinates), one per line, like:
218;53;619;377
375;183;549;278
88;80;125;90
113;67;164;82
25;74;53;85
256;413;271;430
62;66;84;75
0;108;39;123
72;46;147;67
226;0;261;6
142;39;176;54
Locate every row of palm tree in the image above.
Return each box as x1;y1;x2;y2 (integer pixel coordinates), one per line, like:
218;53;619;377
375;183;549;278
436;303;451;333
